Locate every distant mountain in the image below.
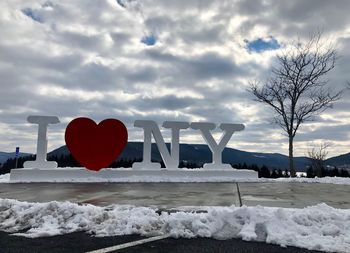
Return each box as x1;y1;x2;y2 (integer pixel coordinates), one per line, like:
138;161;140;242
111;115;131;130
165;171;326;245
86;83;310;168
48;145;69;157
325;153;350;167
48;142;312;171
0;152;32;164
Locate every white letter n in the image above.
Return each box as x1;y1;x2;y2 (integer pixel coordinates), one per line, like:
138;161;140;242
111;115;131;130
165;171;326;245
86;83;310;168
132;120;189;170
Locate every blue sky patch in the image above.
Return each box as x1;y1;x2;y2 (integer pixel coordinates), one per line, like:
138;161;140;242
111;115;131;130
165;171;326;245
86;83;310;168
117;0;137;9
21;8;43;23
246;37;280;53
116;0;127;8
141;35;157;46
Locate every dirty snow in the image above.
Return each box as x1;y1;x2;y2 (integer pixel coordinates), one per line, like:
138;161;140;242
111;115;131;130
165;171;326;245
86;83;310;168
0;198;350;252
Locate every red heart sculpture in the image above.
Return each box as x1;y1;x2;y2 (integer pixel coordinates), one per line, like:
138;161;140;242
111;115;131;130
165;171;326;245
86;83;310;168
65;117;128;171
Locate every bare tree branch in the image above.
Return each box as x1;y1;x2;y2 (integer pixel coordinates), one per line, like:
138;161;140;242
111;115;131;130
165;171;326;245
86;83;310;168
249;31;342;177
307;142;331;177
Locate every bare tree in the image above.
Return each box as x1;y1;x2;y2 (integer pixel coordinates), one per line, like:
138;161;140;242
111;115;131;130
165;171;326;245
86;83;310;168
249;32;342;177
307;142;331;177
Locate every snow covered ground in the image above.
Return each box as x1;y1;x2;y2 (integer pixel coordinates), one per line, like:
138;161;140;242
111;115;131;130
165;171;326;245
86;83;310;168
271;176;350;185
2;173;350;185
0;198;349;253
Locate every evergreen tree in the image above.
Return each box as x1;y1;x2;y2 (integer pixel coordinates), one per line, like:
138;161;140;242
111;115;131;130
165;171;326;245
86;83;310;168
277;169;283;178
259;165;270;178
251;164;259;172
329;167;339;177
284;169;290;177
340;169;350;178
271;170;279;178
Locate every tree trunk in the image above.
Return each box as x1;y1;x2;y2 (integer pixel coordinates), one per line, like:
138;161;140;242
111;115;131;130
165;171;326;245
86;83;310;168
316;160;323;178
289;136;296;177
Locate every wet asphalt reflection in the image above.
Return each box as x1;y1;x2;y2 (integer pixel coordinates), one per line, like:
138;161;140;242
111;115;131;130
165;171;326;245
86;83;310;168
0;182;350;209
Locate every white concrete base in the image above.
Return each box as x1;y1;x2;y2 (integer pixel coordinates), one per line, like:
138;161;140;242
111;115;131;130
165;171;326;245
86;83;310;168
10;167;258;183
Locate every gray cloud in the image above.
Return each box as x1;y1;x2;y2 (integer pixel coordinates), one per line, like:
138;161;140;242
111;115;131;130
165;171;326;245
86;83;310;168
133;95;200;110
0;43;83;72
296;124;350;142
236;0;350;37
146;50;247;82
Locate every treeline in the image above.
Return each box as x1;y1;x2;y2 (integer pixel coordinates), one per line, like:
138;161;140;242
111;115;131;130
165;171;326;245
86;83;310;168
0;155;36;174
1;154;349;179
0;154;144;174
306;166;350;178
232;163;289;178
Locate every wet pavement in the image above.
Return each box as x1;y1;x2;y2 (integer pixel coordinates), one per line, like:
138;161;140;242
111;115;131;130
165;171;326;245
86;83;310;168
1;182;350;208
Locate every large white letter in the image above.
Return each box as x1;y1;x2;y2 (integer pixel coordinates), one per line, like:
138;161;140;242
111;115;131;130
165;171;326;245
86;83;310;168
190;122;244;170
24;115;60;169
132;120;189;170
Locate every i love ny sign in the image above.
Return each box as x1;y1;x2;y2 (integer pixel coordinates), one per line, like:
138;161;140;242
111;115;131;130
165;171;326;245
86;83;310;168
23;115;244;171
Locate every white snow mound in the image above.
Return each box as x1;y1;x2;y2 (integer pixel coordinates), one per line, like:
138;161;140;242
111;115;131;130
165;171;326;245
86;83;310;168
2;172;350;184
1;199;350;252
0;173;10;183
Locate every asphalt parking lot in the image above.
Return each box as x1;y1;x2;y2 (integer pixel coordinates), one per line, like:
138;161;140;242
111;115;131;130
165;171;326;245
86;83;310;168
1;182;350;208
0;231;324;253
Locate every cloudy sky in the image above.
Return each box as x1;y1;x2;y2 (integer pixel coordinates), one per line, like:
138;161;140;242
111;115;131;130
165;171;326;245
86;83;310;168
0;0;349;157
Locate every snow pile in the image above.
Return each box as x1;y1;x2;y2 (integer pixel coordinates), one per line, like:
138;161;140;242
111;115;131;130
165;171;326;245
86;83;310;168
1;199;350;252
0;173;10;183
3;172;350;184
273;177;350;185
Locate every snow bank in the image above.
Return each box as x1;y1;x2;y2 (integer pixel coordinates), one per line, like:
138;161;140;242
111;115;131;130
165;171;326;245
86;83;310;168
0;173;10;183
2;172;350;185
0;169;350;185
272;177;350;185
1;199;350;252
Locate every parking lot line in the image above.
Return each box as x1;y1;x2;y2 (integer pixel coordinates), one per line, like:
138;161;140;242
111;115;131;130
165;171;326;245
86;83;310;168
86;234;171;253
